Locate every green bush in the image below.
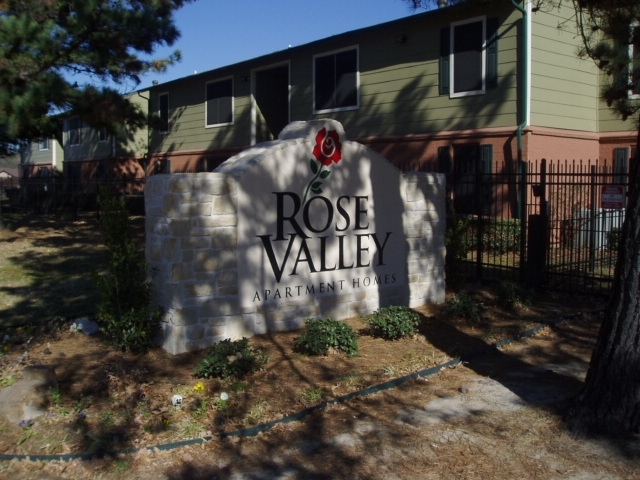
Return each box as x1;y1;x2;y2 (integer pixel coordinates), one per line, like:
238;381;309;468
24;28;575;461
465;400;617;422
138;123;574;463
481;219;521;255
94;187;162;353
366;306;420;340
607;228;622;251
496;281;531;310
296;318;358;357
446;293;486;323
194;338;269;380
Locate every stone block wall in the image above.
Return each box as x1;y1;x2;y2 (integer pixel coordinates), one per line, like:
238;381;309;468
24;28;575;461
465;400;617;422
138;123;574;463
146;171;445;355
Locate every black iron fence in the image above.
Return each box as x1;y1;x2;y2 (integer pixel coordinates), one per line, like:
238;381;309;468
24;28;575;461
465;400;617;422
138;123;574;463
448;159;628;293
0;175;146;217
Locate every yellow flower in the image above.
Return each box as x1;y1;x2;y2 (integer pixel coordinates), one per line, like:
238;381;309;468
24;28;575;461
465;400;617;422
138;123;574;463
193;381;206;393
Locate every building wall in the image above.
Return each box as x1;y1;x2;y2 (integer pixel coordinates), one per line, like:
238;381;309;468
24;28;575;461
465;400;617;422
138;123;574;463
147;2;520;172
530;3;599;133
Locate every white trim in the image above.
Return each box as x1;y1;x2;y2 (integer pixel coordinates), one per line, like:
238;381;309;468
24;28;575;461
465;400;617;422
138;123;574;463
450;16;487;98
205;76;234;128
312;45;360;114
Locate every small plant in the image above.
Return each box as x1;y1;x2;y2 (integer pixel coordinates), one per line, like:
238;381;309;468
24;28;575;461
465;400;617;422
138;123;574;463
296;317;358;357
214;397;228;412
446;293;486;323
193;381;206;393
0;376;17;388
50;387;62;406
191;398;210;420
246;400;269;425
194;338;269;380
496;281;531;310
366;305;420;340
94;187;163;354
17;422;35;445
231;381;247;392
301;386;324;403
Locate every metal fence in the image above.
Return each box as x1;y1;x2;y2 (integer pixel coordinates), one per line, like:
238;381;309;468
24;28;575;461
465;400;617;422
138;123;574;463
448;158;628;294
0;175;146;217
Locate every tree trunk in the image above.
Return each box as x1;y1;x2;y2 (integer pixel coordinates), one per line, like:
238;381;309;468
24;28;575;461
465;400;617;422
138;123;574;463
572;128;640;434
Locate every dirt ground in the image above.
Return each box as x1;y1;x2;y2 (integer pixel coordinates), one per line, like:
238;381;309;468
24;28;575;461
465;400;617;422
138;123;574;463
0;216;639;479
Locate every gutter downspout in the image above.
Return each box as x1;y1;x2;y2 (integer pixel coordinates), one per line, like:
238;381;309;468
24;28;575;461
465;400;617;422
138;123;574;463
510;0;530;162
511;0;530;281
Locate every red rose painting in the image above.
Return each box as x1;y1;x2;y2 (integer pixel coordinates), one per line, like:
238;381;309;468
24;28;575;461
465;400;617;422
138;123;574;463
303;128;343;203
312;128;342;166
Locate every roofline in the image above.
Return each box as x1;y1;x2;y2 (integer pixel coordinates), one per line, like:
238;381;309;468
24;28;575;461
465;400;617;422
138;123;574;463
149;4;469;90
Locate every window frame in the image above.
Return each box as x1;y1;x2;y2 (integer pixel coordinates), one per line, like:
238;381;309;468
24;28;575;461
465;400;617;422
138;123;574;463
313;45;359;114
450;16;487;98
158;92;170;134
205;76;234;128
39;138;49;151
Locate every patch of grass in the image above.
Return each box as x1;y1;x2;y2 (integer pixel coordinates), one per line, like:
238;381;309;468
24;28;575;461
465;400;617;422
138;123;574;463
50;387;62;406
496;281;532;310
179;420;205;439
0;376;17;387
191;398;210;421
246;400;270;425
446;293;486;323
301;386;324;403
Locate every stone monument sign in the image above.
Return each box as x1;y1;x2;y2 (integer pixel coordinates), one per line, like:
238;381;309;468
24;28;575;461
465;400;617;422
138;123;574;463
146;119;445;354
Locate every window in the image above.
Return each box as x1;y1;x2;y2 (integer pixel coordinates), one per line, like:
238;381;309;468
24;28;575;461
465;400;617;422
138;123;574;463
440;17;499;97
614;147;629;185
314;47;358;113
39;138;49;151
451;144;493;215
68;117;83;146
159;93;169;133
206;78;233;127
98;128;109;143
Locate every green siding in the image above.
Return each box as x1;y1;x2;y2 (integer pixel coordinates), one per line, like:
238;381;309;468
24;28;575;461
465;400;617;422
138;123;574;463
150;3;520;154
530;5;599;131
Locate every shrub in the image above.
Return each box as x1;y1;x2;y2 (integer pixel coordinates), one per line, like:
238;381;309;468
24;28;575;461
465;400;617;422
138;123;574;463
366;306;420;340
446;293;486;323
296;318;358;357
496;281;531;310
194;338;269;380
481;219;521;255
94;187;162;353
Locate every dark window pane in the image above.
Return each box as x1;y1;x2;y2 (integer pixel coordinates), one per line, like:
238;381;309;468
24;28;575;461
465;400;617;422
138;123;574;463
335;49;357;108
315;49;357;111
159;94;169;132
207;79;233;125
453;20;483;94
315;55;335;111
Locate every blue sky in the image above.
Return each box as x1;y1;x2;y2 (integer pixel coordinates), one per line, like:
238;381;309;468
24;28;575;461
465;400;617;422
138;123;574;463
140;0;422;89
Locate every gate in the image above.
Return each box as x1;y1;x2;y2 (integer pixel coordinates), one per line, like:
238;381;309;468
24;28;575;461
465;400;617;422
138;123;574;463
448;158;628;293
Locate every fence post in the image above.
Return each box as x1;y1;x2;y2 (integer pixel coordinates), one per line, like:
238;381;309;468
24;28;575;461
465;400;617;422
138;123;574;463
519;160;528;283
589;165;597;272
526;158;548;287
475;161;484;280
